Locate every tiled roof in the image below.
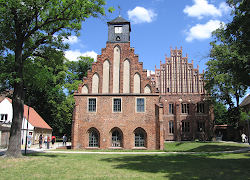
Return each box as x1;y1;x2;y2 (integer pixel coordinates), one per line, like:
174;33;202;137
240;94;250;107
23;104;52;130
108;16;130;24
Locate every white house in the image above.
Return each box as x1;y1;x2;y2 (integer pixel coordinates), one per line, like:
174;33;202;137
0;97;52;147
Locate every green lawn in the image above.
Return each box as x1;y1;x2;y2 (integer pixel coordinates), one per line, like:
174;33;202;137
1;152;250;180
164;141;250;152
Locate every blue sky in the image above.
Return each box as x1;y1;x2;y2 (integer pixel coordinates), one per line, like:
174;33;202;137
65;0;231;72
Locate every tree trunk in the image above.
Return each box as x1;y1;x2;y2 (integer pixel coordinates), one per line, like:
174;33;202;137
5;41;24;158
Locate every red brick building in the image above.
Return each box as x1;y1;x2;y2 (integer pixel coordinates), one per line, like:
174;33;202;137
71;16;213;150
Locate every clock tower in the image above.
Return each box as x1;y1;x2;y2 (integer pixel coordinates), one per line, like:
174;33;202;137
107;16;131;43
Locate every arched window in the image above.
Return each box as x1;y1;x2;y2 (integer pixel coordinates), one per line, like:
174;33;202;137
88;128;100;147
92;73;99;93
81;85;88;94
144;85;151;94
134;128;147;147
111;128;123;147
102;60;110;93
133;73;141;93
123;59;130;93
113;46;120;93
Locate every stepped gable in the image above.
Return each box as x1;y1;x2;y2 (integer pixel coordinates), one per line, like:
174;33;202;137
77;43;155;94
151;47;205;94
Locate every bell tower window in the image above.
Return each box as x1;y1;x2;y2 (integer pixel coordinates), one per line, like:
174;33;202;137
115;26;122;33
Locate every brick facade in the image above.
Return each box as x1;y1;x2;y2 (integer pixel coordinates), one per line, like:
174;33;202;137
71;17;213;150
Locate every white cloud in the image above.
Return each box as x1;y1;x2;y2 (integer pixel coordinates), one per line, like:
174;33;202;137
219;2;231;14
185;20;223;42
183;0;229;19
65;50;97;61
127;6;157;24
147;70;155;77
62;36;79;44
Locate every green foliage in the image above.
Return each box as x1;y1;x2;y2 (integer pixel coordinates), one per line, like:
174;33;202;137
213;101;228;125
0;0;108;155
205;0;249;127
64;56;93;94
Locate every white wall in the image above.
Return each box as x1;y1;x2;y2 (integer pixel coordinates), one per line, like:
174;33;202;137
0;99;13;124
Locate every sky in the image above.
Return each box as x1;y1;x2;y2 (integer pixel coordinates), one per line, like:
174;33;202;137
63;0;248;102
65;0;231;71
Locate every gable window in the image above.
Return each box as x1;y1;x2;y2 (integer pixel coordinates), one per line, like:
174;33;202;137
88;98;96;112
181;103;189;114
197;103;205;113
197;121;205;132
0;114;8;122
169;103;174;114
169;121;174;134
182;121;190;133
113;98;121;112
136;98;145;112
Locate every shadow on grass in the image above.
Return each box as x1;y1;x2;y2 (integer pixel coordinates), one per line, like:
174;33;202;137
26;153;66;158
189;145;249;152
101;153;250;180
165;142;250;152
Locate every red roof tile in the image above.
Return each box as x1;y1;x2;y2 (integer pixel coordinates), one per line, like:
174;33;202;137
23;104;52;130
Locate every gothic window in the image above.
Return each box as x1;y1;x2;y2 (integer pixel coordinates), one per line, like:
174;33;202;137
102;60;110;93
88;128;99;147
111;129;123;147
181;103;189;114
92;73;99;93
123;59;130;93
136;98;145;112
133;73;141;93
88;98;96;112
144;85;151;94
182;121;190;133
113;46;120;93
113;98;121;112
197;103;205;113
81;85;88;94
134;128;146;147
169;121;174;134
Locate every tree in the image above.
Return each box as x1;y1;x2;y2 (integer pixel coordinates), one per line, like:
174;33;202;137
64;56;94;94
205;0;249;127
0;0;110;157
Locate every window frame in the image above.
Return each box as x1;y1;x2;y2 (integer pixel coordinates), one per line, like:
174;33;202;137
169;121;174;134
88;129;99;147
0;114;8;122
169;103;174;114
136;97;146;113
197;103;205;113
182;121;190;133
88;98;97;113
113;98;122;113
181;103;190;114
134;128;146;147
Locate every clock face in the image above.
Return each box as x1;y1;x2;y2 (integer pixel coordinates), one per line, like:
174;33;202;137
115;26;122;33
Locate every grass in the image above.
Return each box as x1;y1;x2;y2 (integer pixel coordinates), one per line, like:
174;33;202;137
164;141;249;152
1;152;250;179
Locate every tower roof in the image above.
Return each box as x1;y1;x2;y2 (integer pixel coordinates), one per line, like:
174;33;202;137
107;16;131;31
